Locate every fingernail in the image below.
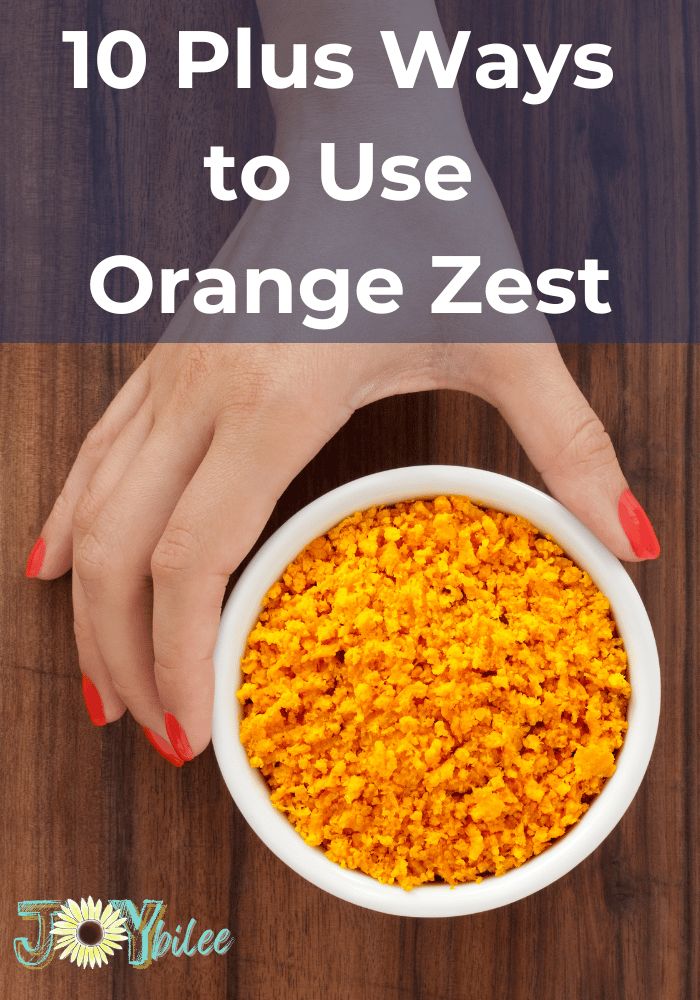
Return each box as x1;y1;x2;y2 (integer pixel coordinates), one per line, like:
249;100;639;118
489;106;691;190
164;712;194;762
81;675;107;726
25;537;46;578
143;727;183;768
618;489;661;560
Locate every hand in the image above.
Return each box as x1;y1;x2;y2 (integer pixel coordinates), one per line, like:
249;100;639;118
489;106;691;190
27;336;658;765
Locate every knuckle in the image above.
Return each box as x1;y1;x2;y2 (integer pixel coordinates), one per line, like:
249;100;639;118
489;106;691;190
555;413;617;475
217;346;299;416
154;643;211;677
72;614;92;647
109;675;139;705
73;484;102;534
82;419;109;456
151;524;202;579
173;346;214;399
218;373;269;422
74;531;110;582
153;651;181;675
153;633;184;675
50;488;72;522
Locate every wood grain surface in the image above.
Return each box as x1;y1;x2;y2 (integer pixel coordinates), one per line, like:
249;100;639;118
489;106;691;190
1;1;697;998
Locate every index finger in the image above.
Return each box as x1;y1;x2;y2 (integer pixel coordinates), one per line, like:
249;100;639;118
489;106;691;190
153;406;342;760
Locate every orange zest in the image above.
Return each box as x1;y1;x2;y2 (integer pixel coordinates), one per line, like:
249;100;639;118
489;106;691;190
238;496;630;889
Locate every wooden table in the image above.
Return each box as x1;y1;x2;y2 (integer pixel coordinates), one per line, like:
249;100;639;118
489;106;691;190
2;346;697;998
1;1;697;997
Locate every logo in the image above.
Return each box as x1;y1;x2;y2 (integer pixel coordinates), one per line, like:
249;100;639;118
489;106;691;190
14;898;235;970
52;898;128;968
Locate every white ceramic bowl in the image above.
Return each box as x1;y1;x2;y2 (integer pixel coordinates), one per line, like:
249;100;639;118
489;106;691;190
212;466;660;917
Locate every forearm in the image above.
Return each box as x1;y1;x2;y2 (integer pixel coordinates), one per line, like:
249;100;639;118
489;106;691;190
255;0;467;143
247;0;528;334
257;0;447;57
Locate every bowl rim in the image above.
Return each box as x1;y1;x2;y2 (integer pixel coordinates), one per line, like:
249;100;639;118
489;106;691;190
212;465;660;917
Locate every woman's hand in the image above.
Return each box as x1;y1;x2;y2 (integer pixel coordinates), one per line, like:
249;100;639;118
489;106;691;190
26;337;658;765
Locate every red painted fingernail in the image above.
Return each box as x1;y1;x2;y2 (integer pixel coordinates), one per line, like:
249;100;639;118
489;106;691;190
164;712;194;762
618;489;661;560
81;675;107;726
143;727;183;768
25;537;46;578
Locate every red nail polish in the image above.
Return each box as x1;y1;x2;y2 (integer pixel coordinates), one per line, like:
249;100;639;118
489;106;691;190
25;537;46;578
81;675;107;726
618;489;661;560
164;712;194;762
143;727;183;767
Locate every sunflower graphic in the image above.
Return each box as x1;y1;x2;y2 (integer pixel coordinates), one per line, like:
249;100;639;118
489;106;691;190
51;897;128;969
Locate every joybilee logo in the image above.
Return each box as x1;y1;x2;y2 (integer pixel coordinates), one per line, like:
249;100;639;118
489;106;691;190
14;897;234;970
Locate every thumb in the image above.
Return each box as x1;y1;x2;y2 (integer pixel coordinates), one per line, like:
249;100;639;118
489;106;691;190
489;345;660;562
